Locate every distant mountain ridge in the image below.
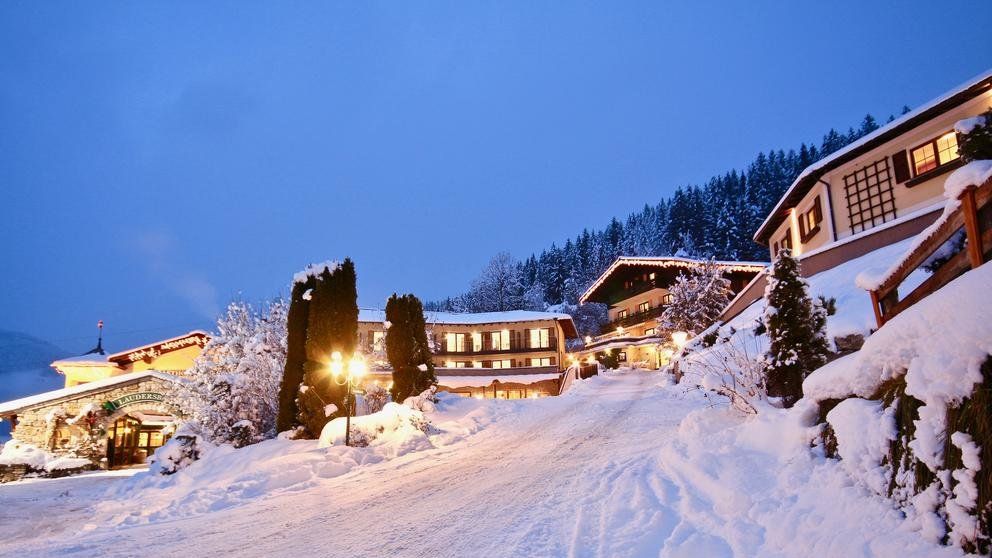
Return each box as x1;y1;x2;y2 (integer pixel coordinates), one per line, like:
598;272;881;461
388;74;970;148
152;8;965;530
0;330;68;441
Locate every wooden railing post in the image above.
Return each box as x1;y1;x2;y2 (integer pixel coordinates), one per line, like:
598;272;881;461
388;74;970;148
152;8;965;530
869;290;885;329
961;187;984;269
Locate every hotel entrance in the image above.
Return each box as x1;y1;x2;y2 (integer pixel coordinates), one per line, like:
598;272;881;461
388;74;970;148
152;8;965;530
106;412;174;468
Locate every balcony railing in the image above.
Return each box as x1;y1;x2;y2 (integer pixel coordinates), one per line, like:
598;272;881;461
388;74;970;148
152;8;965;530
604;305;666;332
433;338;559;357
868;175;992;327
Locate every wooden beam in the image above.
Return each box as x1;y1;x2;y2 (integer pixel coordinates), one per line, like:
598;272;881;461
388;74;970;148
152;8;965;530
961;187;984;269
869;290;885;329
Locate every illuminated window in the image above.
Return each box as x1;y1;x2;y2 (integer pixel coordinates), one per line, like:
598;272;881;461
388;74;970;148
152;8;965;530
529;357;552;367
372;331;385;352
618;352;627;362
472;361;482;368
911;132;959;176
491;359;512;369
617;309;628;320
637;301;650;313
445;333;465;352
471;332;482;352
660;293;673;305
644;328;656;336
490;330;510;351
843;157;896;234
648;272;656;281
528;328;550;349
798;196;823;243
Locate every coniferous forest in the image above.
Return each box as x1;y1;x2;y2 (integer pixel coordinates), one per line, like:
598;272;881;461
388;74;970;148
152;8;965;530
429;110;907;321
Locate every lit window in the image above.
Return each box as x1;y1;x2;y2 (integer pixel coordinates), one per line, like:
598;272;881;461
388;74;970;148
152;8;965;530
471;332;482;352
490;330;510;351
372;331;385;352
911;132;959;176
472;361;482;368
529;357;552;367
648;272;656;281
617;309;628;320
638;301;650;313
445;333;465;352
491;359;511;369
644;328;656;336
798;196;823;243
618;352;627;362
528;328;550;349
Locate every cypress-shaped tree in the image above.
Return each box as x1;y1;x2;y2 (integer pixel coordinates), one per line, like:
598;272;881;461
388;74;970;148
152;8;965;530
762;250;830;407
386;293;436;402
275;275;314;434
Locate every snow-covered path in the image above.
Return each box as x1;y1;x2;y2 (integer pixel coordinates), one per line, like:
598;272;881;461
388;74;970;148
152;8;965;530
0;372;960;557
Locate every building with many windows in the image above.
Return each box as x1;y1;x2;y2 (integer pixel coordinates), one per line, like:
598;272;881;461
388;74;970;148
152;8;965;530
721;70;992;321
577;257;766;369
357;309;579;398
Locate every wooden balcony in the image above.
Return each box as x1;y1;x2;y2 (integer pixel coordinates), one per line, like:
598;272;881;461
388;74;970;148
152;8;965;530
604;304;667;332
868;175;992;327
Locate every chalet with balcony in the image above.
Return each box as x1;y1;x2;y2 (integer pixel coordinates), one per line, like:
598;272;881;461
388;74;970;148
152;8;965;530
577;257;765;368
721;69;992;322
357;309;579;398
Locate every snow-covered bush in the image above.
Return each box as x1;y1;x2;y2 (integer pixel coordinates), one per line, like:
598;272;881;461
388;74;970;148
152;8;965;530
170;299;288;448
317;402;434;449
149;425;212;476
678;323;768;415
362;383;389;415
403;386;438;413
956;109;992;162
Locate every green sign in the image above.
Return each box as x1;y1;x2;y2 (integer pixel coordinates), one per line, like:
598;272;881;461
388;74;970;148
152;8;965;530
101;392;165;412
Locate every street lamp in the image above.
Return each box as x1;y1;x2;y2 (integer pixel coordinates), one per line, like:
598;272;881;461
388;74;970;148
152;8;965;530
328;351;367;447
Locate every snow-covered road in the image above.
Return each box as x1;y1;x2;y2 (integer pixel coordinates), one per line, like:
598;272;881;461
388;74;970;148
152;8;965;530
0;372;960;557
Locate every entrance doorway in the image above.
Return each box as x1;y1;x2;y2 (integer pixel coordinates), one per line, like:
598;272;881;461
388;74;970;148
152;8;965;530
106;412;174;468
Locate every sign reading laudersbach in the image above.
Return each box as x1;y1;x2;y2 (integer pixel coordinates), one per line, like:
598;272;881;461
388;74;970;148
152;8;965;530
101;392;165;412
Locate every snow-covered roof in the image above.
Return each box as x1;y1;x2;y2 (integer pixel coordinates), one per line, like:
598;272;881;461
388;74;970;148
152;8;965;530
435;373;561;388
579;256;767;304
582;335;662;352
50;354;115;367
359;309;578;336
106;330;210;364
0;370;181;415
754;69;992;243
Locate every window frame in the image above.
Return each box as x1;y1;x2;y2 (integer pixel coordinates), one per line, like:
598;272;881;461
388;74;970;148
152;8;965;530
798;196;823;244
616;309;628;320
910;131;960;178
637;301;650;314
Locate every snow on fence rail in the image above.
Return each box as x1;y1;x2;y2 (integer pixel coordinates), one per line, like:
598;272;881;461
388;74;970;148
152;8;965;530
859;163;992;327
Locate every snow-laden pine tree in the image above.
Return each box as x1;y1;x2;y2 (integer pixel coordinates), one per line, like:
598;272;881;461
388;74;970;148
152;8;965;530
170;299;288;447
660;259;734;335
386;293;436;403
762;250;830;407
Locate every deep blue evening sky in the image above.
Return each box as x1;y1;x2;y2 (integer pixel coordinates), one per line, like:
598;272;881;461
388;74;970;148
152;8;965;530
2;2;990;353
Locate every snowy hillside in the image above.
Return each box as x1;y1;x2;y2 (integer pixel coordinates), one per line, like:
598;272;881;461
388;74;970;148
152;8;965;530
0;372;959;557
0;331;66;441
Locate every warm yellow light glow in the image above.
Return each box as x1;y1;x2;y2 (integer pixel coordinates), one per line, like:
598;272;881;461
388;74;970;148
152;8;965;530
584;335;592;344
348;355;367;378
329;360;343;378
331;351;342;362
473;393;483;399
387;381;394;389
671;331;689;347
616;326;625;335
529;393;539;399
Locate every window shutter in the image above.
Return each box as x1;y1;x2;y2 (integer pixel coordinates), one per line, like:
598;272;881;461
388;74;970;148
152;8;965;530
813;196;823;223
892;150;911;184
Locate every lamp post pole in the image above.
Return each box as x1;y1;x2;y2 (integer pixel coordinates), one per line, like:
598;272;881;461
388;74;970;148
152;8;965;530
329;351;367;448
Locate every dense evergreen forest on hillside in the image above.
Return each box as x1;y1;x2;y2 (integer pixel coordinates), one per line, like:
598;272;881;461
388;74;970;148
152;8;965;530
429;108;910;320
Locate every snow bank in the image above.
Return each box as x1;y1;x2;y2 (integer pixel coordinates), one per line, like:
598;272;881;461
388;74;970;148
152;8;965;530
826;398;896;494
0;440;90;472
86;392;502;528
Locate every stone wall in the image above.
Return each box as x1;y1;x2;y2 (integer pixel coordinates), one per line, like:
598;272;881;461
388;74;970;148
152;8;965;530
9;376;178;468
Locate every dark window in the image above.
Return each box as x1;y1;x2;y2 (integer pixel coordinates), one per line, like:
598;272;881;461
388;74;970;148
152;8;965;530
843;158;897;234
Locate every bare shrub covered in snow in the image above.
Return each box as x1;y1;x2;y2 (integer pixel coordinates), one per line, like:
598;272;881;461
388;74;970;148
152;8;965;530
678;324;768;415
362;383;389;415
149;425;211;475
169;299;288;448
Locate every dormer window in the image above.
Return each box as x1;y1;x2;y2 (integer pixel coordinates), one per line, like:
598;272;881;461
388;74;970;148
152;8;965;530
911;132;959;176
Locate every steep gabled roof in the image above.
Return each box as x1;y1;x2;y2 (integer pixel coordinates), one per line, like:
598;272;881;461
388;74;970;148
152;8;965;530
754;69;992;244
579;256;767;305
